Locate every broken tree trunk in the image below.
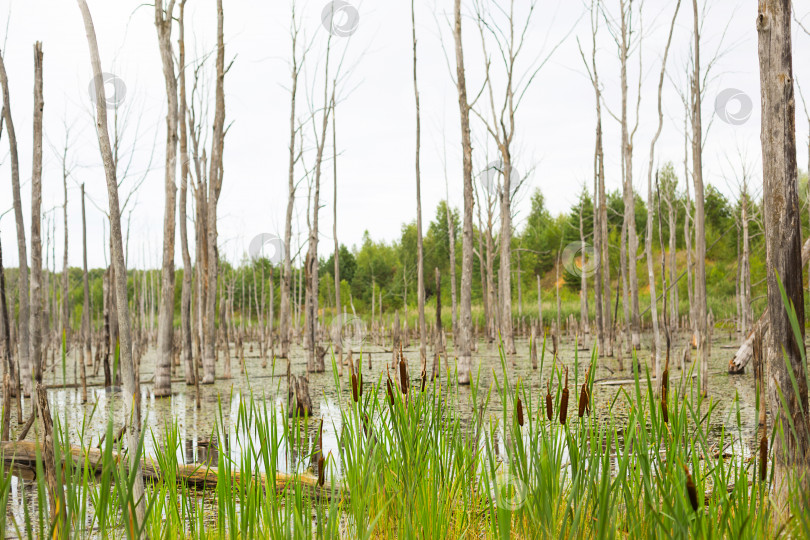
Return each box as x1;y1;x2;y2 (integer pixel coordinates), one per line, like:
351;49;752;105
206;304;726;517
0;439;340;500
728;237;810;374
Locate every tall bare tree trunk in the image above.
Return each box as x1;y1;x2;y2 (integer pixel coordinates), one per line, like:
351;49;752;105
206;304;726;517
453;0;473;384
446;183;458;340
178;0;194;386
691;0;709;396
202;0;226;384
581;4;611;356
646;0;680;390
332;95;342;360
61;144;70;349
30;43;44;385
741;187;751;336
0;49;29;396
666;181;678;330
616;0;641;350
281;5;302;360
411;0;427;372
80;185;90;403
578;197;589;335
77;0;146;522
155;0;179;397
757;0;810;504
305;41;332;374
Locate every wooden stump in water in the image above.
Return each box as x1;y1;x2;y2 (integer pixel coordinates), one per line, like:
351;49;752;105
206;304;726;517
36;382;61;520
289;374;313;418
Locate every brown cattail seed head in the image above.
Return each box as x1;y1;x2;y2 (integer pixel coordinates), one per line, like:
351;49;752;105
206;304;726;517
317;455;326;487
399;359;409;395
387;376;395;406
546;382;553;422
560;388;569;425
578;383;590;418
516;395;524;427
351;373;359;403
759;434;768;482
684;466;698;511
661;398;669;424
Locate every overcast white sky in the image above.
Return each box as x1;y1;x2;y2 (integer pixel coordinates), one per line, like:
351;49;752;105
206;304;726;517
0;0;808;270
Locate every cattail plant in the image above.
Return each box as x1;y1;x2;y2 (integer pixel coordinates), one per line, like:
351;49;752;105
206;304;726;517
546;380;553;422
317;455;326;487
578;367;590;418
351;372;359;403
399;356;409;395
387;374;395;406
578;382;589;418
759;434;768;482
516;392;524;427
684;466;699;511
559;367;569;426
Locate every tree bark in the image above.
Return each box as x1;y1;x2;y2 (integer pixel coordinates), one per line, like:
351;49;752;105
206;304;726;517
332;92;342;361
646;0;680;391
412;0;427;373
77;0;147;522
757;0;810;502
60;141;70;351
617;0;641;350
178;0;194;386
154;0;179;397
30;43;44;385
202;0;226;385
691;0;709;396
0;48;30;396
453;0;474;384
80;185;90;403
280;5;303;360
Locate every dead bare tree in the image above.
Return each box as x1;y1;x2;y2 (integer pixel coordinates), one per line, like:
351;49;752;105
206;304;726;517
280;2;306;361
30;42;44;385
578;0;611;357
412;0;428;373
202;0;226;385
690;0;709;395
76;0;146;523
80;184;90;403
473;0;562;355
177;0;194;386
154;0;179;397
645;0;680;392
604;0;643;350
303;34;334;373
0;48;31;396
757;0;810;504
453;0;474;384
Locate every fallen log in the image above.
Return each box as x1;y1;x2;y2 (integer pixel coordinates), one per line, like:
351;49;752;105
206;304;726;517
0;440;341;501
728;236;810;375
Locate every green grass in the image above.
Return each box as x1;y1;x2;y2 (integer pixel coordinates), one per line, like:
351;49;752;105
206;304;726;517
2;336;809;538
